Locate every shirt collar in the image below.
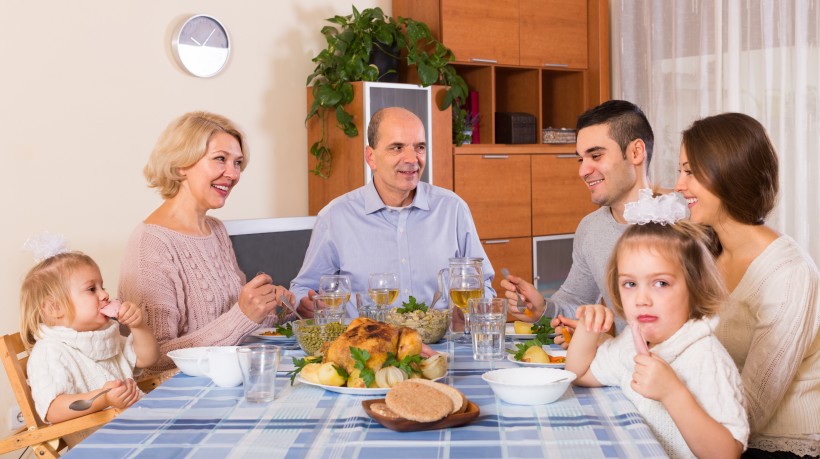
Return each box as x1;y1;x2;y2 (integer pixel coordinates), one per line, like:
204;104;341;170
363;180;430;214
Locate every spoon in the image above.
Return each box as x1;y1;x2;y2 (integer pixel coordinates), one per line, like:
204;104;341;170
69;388;112;411
430;290;442;309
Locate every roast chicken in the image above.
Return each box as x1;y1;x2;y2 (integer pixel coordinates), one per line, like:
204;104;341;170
322;318;422;377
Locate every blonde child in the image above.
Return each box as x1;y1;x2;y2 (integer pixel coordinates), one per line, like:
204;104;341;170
566;191;749;458
20;240;159;425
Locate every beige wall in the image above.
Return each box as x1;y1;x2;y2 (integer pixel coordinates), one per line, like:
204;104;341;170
0;0;388;450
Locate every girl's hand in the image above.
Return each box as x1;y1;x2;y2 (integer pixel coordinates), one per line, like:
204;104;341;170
117;301;144;329
239;273;278;323
551;315;578;349
630;353;684;402
103;379;140;410
575;304;613;334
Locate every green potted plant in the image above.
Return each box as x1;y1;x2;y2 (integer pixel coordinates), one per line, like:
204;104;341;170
305;6;469;177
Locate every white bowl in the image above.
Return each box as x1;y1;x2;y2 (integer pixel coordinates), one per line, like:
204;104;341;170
167;346;238;377
481;367;576;405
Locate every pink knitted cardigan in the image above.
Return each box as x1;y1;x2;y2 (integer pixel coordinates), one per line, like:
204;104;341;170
118;217;272;373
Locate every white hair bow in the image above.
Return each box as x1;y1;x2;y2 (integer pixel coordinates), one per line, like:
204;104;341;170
623;189;688;225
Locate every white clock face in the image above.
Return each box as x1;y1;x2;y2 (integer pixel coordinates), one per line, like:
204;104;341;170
174;15;230;78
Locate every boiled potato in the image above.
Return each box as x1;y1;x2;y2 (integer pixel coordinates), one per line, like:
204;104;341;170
300;363;322;383
521;346;549;363
318;362;346;386
513;321;536;335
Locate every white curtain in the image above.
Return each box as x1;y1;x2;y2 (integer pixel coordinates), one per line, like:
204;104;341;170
611;0;820;264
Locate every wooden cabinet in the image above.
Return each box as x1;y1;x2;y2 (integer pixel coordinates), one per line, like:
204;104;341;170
395;0;592;68
520;0;588;68
531;154;598;235
454;154;531;239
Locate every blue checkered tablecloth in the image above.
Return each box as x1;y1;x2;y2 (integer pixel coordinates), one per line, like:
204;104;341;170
64;340;668;459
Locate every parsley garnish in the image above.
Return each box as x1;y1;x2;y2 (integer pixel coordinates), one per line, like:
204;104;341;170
274;322;293;338
383;352;423;377
531;315;556;344
350;347;375;387
395;296;428;314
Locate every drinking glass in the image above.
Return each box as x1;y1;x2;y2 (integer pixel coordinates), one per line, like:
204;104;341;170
469;297;507;360
318;275;352;311
237;344;281;403
449;273;483;343
314;294;345;325
368;272;399;321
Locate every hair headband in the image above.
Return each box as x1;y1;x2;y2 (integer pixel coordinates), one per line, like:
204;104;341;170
623;188;688;225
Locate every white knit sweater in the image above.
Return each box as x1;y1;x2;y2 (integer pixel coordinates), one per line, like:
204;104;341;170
590;317;749;459
27;321;136;421
716;235;820;456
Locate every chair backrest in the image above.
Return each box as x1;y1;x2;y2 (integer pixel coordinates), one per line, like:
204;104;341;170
0;333;44;428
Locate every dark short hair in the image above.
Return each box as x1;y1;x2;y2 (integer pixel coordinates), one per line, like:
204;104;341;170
576;100;654;167
367;109;388;148
681;112;779;225
606;221;727;320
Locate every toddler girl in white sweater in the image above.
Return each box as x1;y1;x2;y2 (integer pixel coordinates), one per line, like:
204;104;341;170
566;196;749;458
20;240;159;424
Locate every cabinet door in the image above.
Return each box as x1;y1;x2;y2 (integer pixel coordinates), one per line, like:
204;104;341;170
531;154;597;235
520;0;588;68
454;154;531;239
441;0;520;65
482;237;533;307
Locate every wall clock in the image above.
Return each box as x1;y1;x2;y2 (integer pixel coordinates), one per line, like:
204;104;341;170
172;15;230;78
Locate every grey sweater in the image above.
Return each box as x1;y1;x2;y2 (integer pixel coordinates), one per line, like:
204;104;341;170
550;206;628;332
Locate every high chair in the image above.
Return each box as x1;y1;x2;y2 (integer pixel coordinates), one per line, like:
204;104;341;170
0;333;119;458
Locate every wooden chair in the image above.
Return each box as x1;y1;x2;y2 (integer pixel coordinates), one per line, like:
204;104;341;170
0;333;119;458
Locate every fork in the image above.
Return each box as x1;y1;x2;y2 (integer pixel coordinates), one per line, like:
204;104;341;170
280;294;304;321
500;268;527;312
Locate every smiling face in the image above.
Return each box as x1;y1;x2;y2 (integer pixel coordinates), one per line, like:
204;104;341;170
178;131;243;212
674;146;725;226
576;124;640;209
365;108;426;207
61;264;112;332
617;246;691;347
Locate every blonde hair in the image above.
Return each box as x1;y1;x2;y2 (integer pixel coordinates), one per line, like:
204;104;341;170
144;111;248;199
606;221;726;320
19;252;99;349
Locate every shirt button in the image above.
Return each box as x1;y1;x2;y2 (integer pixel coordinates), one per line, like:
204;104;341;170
401;258;407;264
404;289;410;294
399;228;404;233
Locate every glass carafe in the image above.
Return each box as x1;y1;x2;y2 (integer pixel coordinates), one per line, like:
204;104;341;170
438;257;484;342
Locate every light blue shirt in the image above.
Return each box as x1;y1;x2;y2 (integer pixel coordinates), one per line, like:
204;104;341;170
291;181;495;316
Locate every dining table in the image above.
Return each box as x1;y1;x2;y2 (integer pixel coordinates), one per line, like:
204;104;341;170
64;335;668;459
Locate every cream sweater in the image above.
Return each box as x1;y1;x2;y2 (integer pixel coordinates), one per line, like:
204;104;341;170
119;217;273;373
716;235;820;456
28;321;136;421
591;317;749;459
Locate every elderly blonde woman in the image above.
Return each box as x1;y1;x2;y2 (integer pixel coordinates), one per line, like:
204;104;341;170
119;111;296;373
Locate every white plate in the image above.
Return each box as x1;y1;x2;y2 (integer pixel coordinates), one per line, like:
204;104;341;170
506;348;566;369
504;323;559;340
251;327;296;342
296;374;446;395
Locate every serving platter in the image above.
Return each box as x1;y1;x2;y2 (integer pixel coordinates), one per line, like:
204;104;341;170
506;348;566;369
296;374;446;396
362;399;480;432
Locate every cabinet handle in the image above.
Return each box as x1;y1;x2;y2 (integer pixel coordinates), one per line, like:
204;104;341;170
483;239;510;245
482;155;509;159
542;63;569;68
556;154;578;159
471;58;498;64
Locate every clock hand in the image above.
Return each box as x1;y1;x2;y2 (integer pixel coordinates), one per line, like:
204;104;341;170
202;28;216;46
190;37;202;46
